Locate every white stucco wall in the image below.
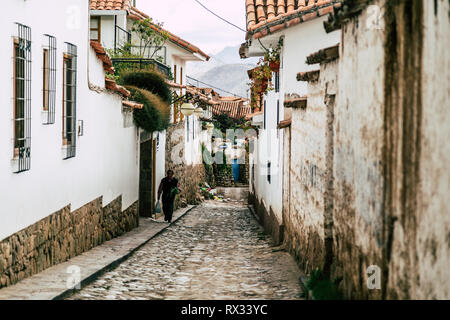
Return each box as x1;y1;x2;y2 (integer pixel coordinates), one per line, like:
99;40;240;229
283;17;340;96
0;0;139;241
249;17;341;225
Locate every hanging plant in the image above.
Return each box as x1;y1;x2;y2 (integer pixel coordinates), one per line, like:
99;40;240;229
126;86;170;132
264;37;283;72
119;69;172;104
248;59;273;100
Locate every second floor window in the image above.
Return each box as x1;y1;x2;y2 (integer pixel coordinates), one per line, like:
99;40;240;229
90;17;101;42
13;23;32;173
43;34;56;124
63;43;77;159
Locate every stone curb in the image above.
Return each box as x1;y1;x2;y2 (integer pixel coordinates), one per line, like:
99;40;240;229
54;205;197;300
0;205;197;300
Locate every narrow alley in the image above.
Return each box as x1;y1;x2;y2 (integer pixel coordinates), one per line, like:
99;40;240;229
66;201;304;300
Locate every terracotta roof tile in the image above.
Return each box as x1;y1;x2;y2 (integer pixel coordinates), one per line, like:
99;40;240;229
90;40;115;74
129;7;210;61
213;97;251;120
166;81;187;89
186;87;220;106
246;0;343;39
105;78;130;98
122;100;143;109
90;0;131;12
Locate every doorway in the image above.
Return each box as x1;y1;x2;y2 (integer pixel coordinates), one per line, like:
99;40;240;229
139;140;154;217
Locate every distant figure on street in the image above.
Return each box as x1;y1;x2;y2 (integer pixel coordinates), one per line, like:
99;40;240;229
157;170;180;223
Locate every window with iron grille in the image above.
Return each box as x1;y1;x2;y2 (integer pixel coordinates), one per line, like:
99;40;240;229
274;71;280;93
13;23;32;173
43;34;56;124
263;100;266;130
62;42;77;159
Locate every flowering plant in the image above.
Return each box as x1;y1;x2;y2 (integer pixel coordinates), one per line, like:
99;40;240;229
264;37;283;71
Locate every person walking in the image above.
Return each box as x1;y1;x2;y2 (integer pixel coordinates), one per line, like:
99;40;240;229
157;169;180;223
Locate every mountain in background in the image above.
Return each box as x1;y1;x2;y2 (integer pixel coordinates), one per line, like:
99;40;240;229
187;45;259;98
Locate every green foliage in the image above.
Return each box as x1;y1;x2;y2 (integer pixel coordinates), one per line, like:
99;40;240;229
306;269;342;300
213;150;232;175
131;18;169;60
263;37;283;63
120;70;172;104
126;86;170;132
106;43;136;59
212;113;246;133
105;72;119;82
201;143;215;188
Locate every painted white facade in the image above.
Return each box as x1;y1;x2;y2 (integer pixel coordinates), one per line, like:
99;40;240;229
247;17;341;225
0;0;140;241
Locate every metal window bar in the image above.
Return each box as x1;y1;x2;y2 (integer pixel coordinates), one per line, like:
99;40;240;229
13;23;32;173
43;34;56;124
263;100;266;130
275;71;280;93
63;42;77;159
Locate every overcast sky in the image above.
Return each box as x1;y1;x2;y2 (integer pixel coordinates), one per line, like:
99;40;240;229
136;0;247;55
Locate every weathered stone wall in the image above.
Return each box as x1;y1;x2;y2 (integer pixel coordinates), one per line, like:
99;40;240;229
413;0;450;300
0;196;138;289
213;163;235;187
330;0;386;299
383;0;450;300
329;0;449;299
165;122;205;209
284;59;338;274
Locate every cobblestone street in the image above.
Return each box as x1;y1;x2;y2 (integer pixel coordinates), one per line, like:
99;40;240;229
67;201;304;300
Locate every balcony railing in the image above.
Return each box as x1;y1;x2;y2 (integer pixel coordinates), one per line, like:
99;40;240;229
114;25;131;53
111;58;171;78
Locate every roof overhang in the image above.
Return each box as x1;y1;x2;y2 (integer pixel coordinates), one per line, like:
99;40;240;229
240;30;284;59
90;10;127;16
172;52;205;62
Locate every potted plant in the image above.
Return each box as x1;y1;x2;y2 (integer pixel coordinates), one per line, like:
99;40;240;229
264;38;283;72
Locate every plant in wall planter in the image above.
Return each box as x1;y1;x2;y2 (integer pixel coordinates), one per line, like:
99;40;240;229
264;37;283;72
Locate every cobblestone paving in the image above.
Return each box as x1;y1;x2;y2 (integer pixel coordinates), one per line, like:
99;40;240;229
67;201;304;300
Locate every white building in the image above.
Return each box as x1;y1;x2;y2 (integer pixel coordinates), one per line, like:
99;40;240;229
0;0;143;288
89;2;210;215
240;0;342;243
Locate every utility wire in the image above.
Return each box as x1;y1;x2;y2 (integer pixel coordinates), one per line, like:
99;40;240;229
186;75;246;99
192;0;247;33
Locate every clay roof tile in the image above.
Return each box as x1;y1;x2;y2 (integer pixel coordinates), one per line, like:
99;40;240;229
245;0;342;38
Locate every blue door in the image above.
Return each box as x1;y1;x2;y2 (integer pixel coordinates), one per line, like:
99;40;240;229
232;159;240;182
